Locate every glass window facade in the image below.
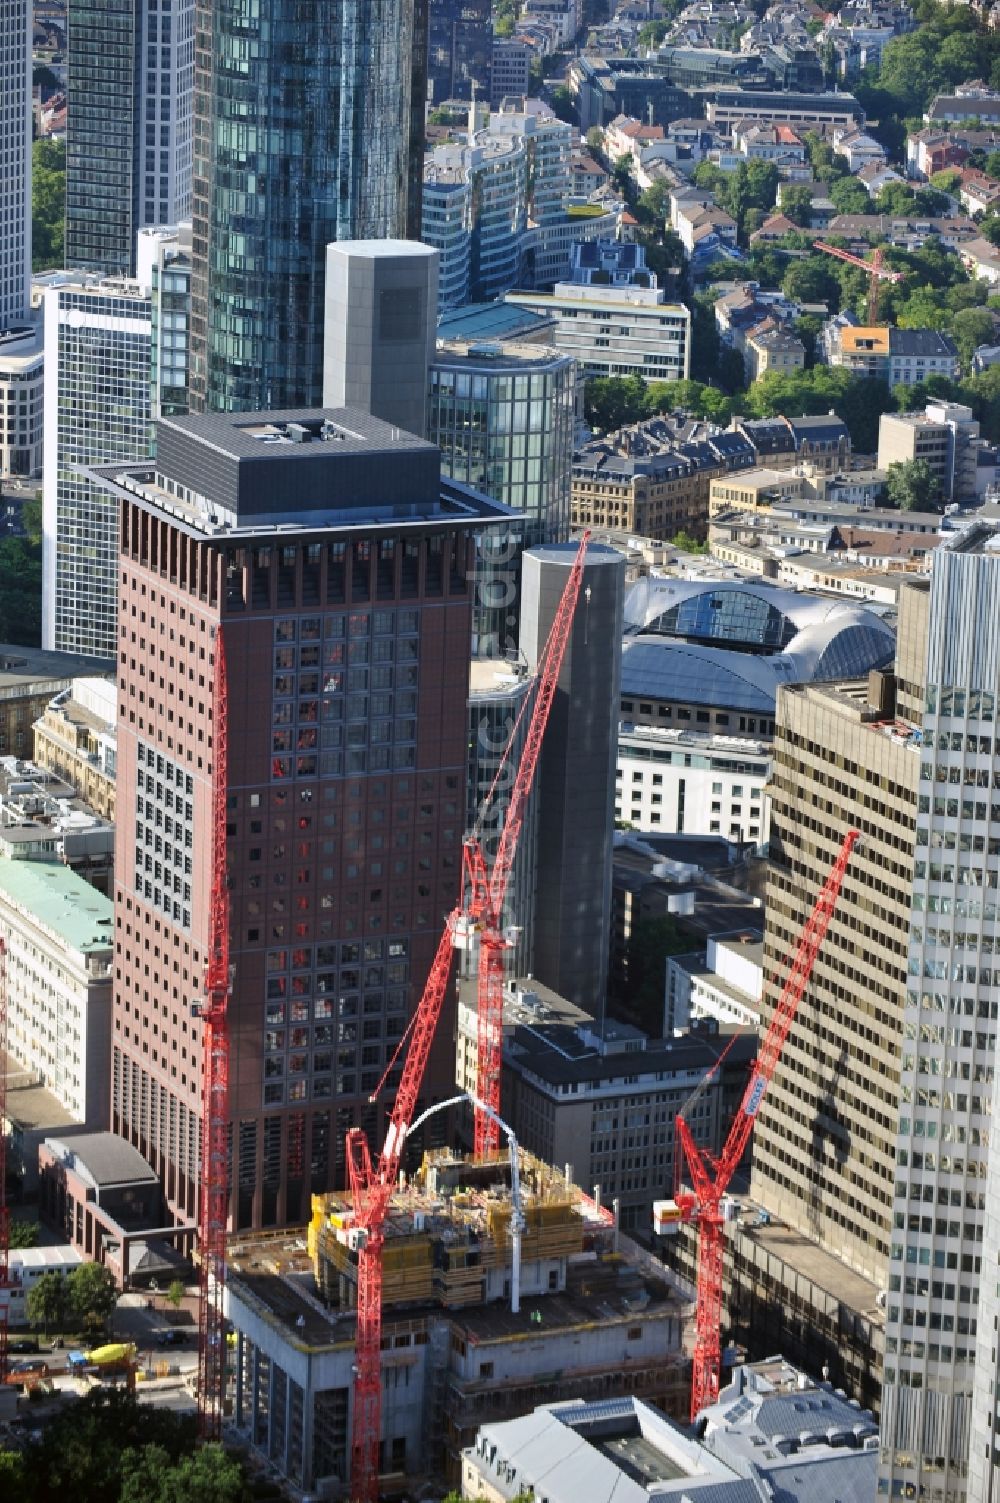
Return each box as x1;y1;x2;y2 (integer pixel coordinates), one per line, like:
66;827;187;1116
189;0;419;412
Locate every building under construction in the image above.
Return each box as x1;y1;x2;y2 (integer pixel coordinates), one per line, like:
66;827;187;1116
224;1148;691;1496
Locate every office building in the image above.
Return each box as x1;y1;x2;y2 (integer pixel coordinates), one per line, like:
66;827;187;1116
507;243;691;382
93;407;510;1231
0;0;31;325
428;0;492;104
323;241;440;443
827;324;960;387
65;0;193;275
143;222;191;422
879;542;1000;1501
464;1364;878;1503
491;40;532;106
502;1006;756;1232
0;324;43;480
520;544;624;1014
0;645;111;761
430;338;575;655
223;1154;688;1490
616;721;771;846
188;0;422;413
41;272;157;659
1;859;113;1130
878;402;986;504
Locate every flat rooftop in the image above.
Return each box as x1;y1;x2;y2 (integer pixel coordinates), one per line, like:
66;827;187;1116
0;645;111;696
738;1207;884;1327
0;857;113;953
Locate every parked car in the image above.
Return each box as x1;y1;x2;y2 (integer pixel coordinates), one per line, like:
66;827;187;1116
157;1329;187;1347
9;1337;39;1354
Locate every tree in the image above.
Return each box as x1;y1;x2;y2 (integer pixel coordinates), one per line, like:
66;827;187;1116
585;125;605;156
779;184;816;228
28;1389;198;1503
0;535;41;646
32;136;65;271
668;530;708;554
166;1279;186;1310
584;374;648;431
886;458;941;512
636;179;671;226
782;257;841;307
548;84;575;125
67;1261;119;1334
949;307;997;367
638;18;669;49
26;1271;67;1335
10;1218;39;1249
620;915;693;1034
120;1444;247;1503
829;176;871;215
611;153;633;194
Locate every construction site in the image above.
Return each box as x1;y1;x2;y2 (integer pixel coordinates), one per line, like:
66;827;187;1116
222;1146;691;1496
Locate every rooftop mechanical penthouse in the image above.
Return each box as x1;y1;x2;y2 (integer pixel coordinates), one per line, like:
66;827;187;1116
92;409;513;1232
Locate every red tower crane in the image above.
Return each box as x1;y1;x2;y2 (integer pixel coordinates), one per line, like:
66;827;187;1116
467;532;590;1158
0;939;9;1387
674;829;859;1421
344;534;592;1502
196;630;231;1441
813;241;904;324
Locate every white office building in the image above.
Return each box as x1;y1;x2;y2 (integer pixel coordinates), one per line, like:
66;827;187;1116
508;242;691;381
881;543;1000;1502
616;722;770;846
41;262;163;657
0;0;31;325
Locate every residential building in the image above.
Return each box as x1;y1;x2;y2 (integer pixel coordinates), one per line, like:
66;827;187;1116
616;721;771;846
959;235;1000;288
926;90;1000;126
827;324;960;386
0;858;113;1130
323;240;440;443
65;0;193;275
428;0;491;104
906;128;970;180
958;167;1000;216
94;407;511;1231
733;120;807;164
507;242;691;382
33;676;117;821
188;0;423;412
0;0;31;325
572;433;753;543
878;539;1000;1501
744;325;806;382
490;40;532;107
0;324;43;480
878;402;984;503
41;271;157;659
463;1364;878;1503
833;127;886;171
570;150;608;198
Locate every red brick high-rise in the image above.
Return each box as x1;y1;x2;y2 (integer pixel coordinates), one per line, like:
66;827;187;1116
96;409;509;1230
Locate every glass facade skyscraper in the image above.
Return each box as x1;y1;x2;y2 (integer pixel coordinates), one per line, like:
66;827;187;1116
189;0;426;413
0;0;30;325
65;0;193;276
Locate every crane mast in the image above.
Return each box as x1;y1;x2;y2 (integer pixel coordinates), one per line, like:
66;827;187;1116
470;533;590;1157
675;829;859;1420
812;241;904;323
345;535;592;1501
196;630;231;1441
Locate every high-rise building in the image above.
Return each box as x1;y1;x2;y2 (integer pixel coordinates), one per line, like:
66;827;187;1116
93;407;510;1230
188;0;423;414
41;269;164;658
0;0;31;325
428;0;492;104
519;543;624;1014
65;0;194;275
322;241;440;442
141;222;192;422
0;325;43;480
881;539;1000;1502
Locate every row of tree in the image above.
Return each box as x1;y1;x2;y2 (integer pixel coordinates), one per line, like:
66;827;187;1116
25;1262;119;1336
0;1390;247;1503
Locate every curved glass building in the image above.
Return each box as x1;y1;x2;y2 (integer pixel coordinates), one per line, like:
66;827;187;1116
189;0;425;412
